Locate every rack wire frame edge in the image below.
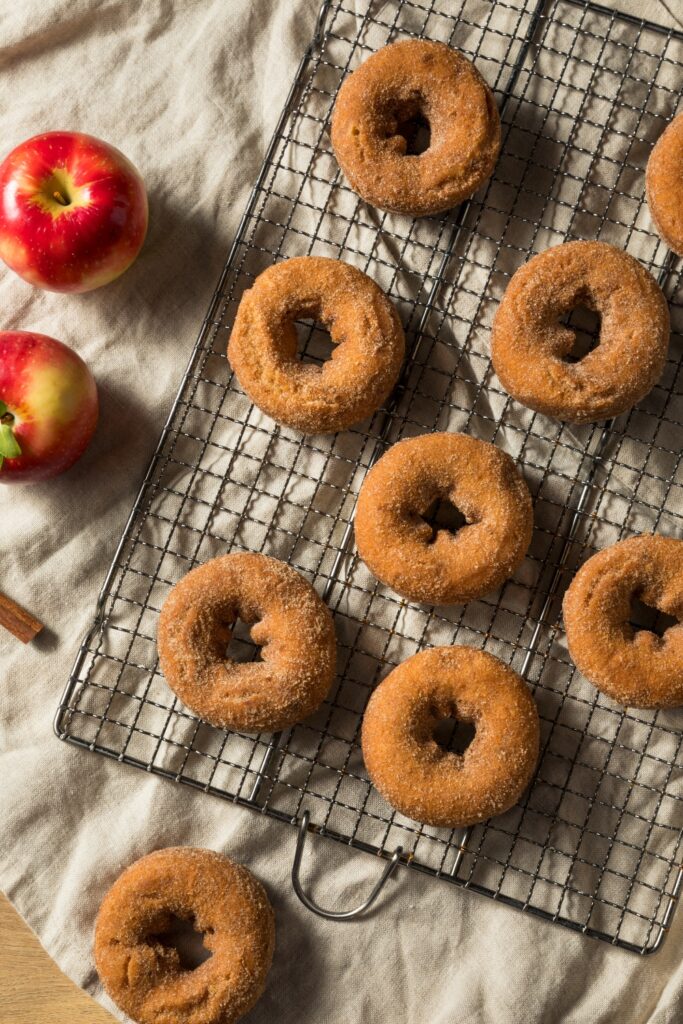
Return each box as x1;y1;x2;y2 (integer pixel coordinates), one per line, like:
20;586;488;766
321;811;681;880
54;0;683;955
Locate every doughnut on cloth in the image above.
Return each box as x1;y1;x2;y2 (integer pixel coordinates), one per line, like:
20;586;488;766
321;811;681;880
94;847;275;1024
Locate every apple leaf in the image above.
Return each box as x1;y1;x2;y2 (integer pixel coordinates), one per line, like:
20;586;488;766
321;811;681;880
0;400;6;417
0;422;21;459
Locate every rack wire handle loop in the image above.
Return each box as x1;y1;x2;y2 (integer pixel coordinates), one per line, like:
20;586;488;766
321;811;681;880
310;0;334;52
292;811;403;920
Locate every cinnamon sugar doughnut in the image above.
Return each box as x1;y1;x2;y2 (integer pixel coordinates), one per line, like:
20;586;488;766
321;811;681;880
157;553;336;732
354;432;533;605
491;241;670;424
362;646;540;828
94;847;275;1024
563;534;683;709
330;39;500;216
227;256;404;434
646;112;683;257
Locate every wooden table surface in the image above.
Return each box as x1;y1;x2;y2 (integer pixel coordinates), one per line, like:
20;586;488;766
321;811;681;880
0;894;115;1024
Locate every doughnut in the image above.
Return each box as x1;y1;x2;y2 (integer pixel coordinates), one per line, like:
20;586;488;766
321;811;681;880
227;256;404;434
563;534;683;709
157;552;336;732
362;646;540;828
353;432;533;605
491;241;670;424
94;847;275;1024
646;112;683;257
330;39;501;217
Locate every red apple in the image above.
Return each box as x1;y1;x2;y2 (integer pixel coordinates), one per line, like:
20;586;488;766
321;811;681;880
0;131;148;293
0;331;98;483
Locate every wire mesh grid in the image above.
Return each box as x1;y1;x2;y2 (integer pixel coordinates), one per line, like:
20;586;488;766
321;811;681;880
55;0;683;954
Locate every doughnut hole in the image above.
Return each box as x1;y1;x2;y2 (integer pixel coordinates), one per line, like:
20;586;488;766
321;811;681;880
629;592;679;641
422;696;478;757
382;95;432;156
395;104;431;155
433;715;477;755
150;914;213;971
421;495;468;544
295;316;335;367
559;302;601;363
224;614;264;664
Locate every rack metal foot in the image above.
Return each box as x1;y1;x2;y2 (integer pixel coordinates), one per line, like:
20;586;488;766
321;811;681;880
292;811;403;920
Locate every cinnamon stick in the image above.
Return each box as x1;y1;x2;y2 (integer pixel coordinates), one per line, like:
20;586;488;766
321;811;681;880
0;592;44;643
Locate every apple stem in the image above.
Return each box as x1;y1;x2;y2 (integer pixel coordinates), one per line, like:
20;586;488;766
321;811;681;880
0;421;21;464
53;190;69;206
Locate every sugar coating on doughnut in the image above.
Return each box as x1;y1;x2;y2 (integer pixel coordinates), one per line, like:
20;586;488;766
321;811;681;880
361;646;540;828
354;432;533;605
157;552;336;732
94;847;275;1024
491;240;670;424
563;534;683;709
331;39;501;216
227;256;405;434
646;112;683;257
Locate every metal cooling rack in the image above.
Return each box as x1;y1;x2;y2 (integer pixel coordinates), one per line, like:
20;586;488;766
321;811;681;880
55;0;683;954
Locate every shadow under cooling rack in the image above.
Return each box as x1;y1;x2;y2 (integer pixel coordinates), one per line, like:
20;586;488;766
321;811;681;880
56;0;683;954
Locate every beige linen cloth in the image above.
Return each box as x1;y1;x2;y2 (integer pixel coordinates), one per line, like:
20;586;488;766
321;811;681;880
2;1;683;1022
